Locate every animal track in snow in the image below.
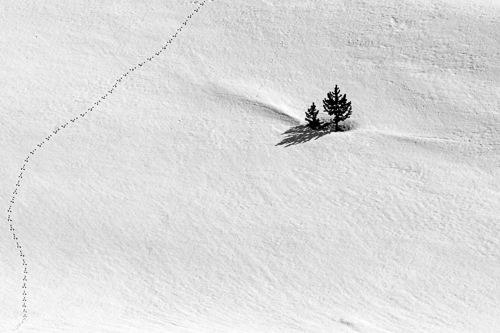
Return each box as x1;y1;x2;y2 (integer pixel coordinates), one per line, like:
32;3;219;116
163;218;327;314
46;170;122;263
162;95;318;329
5;0;214;329
387;160;427;183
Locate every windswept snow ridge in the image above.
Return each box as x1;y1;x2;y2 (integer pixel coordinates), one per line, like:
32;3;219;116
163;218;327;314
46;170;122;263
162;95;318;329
5;0;214;329
207;82;302;126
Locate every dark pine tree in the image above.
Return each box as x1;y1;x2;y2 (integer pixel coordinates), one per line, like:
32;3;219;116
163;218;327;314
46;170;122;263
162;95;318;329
304;102;322;129
323;85;352;131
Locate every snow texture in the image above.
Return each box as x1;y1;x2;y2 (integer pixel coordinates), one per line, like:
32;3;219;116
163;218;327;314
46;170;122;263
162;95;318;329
1;0;499;332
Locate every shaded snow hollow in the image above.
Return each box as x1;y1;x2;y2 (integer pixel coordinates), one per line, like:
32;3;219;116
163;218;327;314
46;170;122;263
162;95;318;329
1;0;499;332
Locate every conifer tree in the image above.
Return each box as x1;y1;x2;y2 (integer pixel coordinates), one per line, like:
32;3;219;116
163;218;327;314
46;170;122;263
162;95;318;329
304;102;322;129
323;85;352;131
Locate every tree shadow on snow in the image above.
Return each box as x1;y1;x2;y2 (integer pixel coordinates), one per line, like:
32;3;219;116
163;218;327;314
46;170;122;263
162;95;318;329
275;120;356;148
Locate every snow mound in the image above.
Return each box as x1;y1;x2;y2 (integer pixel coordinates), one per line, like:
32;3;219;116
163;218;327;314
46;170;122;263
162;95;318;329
206;81;301;126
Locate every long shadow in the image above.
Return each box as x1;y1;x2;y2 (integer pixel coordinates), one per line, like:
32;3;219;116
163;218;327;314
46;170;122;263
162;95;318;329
276;123;335;147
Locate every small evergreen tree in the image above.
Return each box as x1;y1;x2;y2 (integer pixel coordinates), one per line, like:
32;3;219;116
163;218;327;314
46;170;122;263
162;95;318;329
304;102;322;129
323;85;352;131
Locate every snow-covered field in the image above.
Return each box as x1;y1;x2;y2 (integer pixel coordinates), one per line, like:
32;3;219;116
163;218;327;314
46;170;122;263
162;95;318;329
1;0;499;332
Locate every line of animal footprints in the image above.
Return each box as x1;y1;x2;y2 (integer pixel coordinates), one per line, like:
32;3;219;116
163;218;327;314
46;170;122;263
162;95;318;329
8;220;28;319
8;156;29;321
6;0;211;327
46;0;208;134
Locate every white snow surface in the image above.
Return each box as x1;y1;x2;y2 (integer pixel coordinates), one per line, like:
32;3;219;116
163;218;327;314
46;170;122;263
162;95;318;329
1;0;500;332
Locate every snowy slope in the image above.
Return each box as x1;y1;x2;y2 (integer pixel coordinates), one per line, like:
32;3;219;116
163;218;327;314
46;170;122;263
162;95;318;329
1;0;500;332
